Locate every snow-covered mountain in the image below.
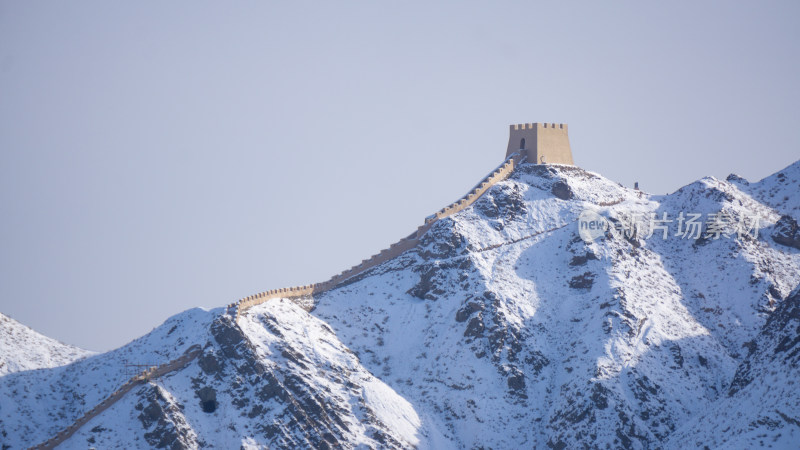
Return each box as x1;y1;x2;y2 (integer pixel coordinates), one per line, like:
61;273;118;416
1;160;799;449
0;313;92;377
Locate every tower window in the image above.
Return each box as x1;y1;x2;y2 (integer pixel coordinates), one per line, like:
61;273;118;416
519;138;525;149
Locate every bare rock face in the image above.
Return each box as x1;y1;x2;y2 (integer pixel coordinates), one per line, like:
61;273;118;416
772;215;800;250
551;181;573;200
475;183;527;225
729;287;800;396
4;160;800;449
205;316;355;447
199;312;414;448
568;272;595;289
196;386;217;413
726;173;749;185
136;385;199;449
417;220;468;260
407;258;475;300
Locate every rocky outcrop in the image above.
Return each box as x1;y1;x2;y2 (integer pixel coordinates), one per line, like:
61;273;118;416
729;287;800;396
136;385;199;449
771;215;800;250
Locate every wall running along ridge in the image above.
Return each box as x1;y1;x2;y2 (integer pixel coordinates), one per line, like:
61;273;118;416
229;150;529;321
29;131;570;448
28;140;560;447
31;345;203;450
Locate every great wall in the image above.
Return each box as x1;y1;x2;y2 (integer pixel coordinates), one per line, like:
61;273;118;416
29;123;573;448
31;345;203;450
230;122;575;320
229;149;528;321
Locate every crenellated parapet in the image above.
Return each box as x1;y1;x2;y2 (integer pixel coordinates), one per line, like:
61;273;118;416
229;150;528;318
510;122;568;131
507;122;573;165
230;122;567;319
33;123;565;449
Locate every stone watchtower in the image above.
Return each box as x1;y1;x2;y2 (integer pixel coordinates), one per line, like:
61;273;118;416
505;123;574;165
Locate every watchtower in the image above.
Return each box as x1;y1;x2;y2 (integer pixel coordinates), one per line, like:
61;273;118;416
506;123;573;165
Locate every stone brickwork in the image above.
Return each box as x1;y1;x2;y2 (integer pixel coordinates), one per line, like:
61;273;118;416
230;123;574;320
506;122;573;165
31;124;570;448
32;345;203;450
230;149;529;319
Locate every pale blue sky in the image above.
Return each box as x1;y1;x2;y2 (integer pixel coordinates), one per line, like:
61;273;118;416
1;1;798;351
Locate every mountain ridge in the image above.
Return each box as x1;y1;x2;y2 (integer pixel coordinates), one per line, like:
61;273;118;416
2;159;799;449
0;312;92;377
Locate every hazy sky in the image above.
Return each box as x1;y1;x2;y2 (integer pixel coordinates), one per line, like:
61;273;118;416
1;1;798;351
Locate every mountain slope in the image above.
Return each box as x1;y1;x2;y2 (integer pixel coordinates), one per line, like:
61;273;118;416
0;313;92;376
0;307;217;448
2;160;799;449
731;160;800;220
310;162;800;448
668;285;800;448
1;306;433;448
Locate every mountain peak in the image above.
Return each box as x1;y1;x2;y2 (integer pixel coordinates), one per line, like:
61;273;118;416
0;313;92;377
3;156;800;449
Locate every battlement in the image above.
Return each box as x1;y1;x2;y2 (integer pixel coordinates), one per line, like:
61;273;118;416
229;150;529;319
507;122;573;165
510;123;568;131
229;123;571;321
